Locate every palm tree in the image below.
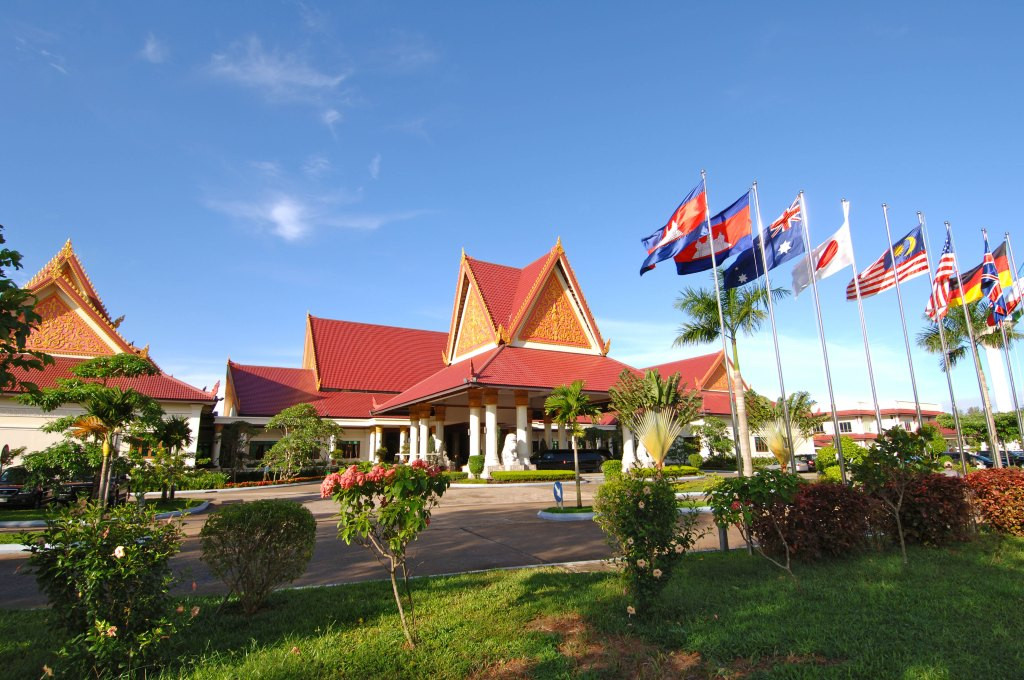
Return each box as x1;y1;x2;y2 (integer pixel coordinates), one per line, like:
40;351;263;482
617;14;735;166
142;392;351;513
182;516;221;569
674;272;790;475
152;416;193;500
634;409;685;472
917;302;1022;465
545;380;602;508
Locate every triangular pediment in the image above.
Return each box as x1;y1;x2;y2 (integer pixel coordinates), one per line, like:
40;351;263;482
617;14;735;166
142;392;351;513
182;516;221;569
449;274;498;363
512;262;601;354
25;290;118;357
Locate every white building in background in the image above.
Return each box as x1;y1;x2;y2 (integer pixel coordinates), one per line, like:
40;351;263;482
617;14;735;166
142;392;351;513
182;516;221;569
811;400;946;449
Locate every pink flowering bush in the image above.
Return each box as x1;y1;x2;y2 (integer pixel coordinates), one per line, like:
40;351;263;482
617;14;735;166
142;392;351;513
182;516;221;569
323;461;449;646
594;471;705;608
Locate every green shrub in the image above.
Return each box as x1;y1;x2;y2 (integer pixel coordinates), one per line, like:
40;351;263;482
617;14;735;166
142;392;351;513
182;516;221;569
200;499;317;615
489;470;576;482
821;465;844;483
701;453;737;470
752;457;777;469
594;471;704;608
687;453;704;470
468;455;484;477
602;459;622;480
444;471;469;481
816;436;869;473
134;468;227;492
634;464;700;479
23;501;184;676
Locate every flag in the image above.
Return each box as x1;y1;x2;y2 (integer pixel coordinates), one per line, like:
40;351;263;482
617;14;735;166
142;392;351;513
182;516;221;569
988;273;1023;326
791;200;854;297
845;223;929;300
639;180;709;275
925;225;955;321
979;235;1003;308
723;196;805;289
673;191;753;275
948;242;1012;307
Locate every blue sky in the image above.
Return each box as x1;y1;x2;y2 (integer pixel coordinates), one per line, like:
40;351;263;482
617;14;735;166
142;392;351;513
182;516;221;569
4;2;1023;412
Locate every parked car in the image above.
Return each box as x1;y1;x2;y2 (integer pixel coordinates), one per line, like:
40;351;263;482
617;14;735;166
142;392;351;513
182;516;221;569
54;473;129;506
530;449;609;472
794;454;817;473
0;466;53;508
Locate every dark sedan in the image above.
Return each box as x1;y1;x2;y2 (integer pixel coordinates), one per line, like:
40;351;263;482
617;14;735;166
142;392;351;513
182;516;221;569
0;466;52;508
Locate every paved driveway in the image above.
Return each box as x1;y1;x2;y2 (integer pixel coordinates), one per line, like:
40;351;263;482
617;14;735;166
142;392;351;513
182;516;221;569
0;477;742;609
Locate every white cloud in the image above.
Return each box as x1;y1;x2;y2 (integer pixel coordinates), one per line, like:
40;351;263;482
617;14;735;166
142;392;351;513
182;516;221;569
302;155;331;178
321;108;342;134
251;160;281;177
369;153;381;180
14;28;68;75
208;37;349;102
207;195;312;241
321;211;426;231
372;32;439;73
140;33;168;63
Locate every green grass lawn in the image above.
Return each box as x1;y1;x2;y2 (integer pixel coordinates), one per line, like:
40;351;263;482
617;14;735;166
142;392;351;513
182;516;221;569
1;536;1022;678
673;476;718;493
0;531;36;544
0;507;53;521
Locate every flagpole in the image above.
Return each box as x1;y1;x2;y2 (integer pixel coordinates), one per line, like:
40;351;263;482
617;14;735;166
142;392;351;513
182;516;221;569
994;231;1024;455
1006;233;1024;433
751;182;797;472
947;222;1003;465
798;191;847;483
702;169;747;476
920;213;969;475
845;199;885;431
881;204;925;430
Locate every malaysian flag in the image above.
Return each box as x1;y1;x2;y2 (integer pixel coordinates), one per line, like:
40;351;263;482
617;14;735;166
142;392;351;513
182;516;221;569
846;223;929;300
926;225;955;320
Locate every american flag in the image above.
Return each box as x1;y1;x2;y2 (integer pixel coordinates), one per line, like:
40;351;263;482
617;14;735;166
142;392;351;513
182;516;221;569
926;227;955;320
846;223;929;300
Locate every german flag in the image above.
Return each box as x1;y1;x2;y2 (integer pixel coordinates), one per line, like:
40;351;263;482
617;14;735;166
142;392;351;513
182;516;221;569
949;241;1013;307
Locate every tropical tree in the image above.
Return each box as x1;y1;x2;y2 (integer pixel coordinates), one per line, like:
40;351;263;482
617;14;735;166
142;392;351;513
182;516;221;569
691;416;734;457
0;226;53;395
634;409;685;472
674;271;790;475
917;302;1022;466
753;418;808;472
19;354;164;507
263;403;343;479
545;380;602;508
148;416;193;500
608;369;702;466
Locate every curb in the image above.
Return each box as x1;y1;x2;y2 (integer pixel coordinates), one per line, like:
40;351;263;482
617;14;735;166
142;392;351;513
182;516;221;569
154;500;210;519
0;519;46;528
0;543;28;554
537;510;596;521
675;491;706;499
452;479;592;488
146;480;321;497
678;506;713;514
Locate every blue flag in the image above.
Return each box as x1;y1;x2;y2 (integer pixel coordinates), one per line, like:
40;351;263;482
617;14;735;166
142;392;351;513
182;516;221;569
639;180;709;275
722;197;804;289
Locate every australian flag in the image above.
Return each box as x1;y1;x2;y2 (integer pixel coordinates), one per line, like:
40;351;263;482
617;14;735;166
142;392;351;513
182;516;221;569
639;180;709;275
722;197;804;289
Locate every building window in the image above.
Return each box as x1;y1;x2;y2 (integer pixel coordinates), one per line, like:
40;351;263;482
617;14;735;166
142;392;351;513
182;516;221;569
334;440;360;459
838;421;853;434
754;437;769;453
902;421;913;431
248;441;278;459
813;423;825;434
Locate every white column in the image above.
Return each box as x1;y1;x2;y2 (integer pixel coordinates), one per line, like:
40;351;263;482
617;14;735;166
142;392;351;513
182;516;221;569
409;416;419;463
557;422;568;449
515;391;529;466
468;393;482;463
367;429;376;461
483;389;499;477
211;426;222;467
418;407;430;460
434;406;446;455
399;428;407;462
622;425;637;472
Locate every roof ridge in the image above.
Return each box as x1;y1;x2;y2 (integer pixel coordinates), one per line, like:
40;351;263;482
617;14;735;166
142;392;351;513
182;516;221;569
507;246;561;334
309;315;447;337
52;275;136;354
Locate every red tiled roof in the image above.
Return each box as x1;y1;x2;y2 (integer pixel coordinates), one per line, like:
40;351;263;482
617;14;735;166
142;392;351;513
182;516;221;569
227;362;395;419
464;257;523;330
645;352;721;390
812;408;944;418
308;317;447;392
375;346;639;413
7;356;216;403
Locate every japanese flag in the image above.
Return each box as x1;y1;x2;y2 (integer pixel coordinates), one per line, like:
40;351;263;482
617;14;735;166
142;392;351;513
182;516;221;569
791;200;854;297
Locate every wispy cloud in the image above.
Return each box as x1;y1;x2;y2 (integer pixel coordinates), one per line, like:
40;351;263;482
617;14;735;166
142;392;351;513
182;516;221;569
208;37;349;102
139;33;168;63
251;160;281;177
208;195;313;241
370;31;440;74
14;27;67;75
302;155;331;178
321;108;342;135
321;210;427;231
369;153;381;180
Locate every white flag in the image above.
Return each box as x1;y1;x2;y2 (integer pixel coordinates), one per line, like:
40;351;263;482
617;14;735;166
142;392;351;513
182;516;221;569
792;200;854;297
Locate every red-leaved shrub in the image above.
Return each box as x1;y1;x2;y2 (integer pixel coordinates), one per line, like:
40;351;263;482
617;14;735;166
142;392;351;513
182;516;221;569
897;473;972;546
965;468;1024;536
753;481;873;562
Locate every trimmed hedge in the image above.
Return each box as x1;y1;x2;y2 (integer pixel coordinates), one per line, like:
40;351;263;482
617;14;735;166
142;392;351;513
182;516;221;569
634;465;701;478
468;455;485;476
897;473;973;547
133;469;228;492
489;471;577;482
225;476;324;488
966;468;1024;536
701;454;737;470
601;460;622;480
444;471;469;481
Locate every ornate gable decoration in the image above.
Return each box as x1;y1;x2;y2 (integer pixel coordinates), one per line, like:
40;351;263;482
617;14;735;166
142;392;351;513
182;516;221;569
26;293;114;356
453;281;496;359
516;267;593;350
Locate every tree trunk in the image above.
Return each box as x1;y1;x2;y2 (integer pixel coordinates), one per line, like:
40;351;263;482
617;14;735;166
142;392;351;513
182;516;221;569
974;347;1003;467
98;436;111;509
730;339;753;476
572;435;582;508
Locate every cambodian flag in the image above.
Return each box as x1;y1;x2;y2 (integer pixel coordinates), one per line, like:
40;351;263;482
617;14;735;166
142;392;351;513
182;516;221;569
673;191;753;276
639;180;709;275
